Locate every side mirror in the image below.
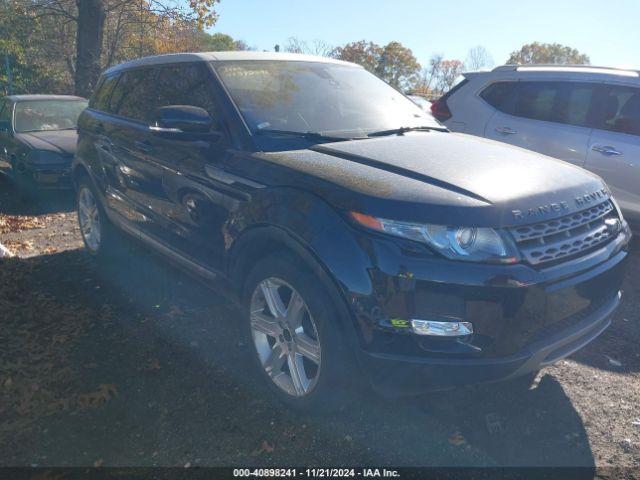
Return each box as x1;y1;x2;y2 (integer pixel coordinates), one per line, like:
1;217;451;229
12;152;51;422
151;105;214;134
0;121;10;133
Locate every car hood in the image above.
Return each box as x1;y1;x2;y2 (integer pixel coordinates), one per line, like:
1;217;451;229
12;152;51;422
252;132;610;227
15;130;78;156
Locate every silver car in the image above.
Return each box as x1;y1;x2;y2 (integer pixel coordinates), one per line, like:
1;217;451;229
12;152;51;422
434;65;640;229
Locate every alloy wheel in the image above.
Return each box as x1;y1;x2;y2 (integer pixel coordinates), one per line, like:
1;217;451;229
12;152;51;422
250;278;322;397
78;187;101;252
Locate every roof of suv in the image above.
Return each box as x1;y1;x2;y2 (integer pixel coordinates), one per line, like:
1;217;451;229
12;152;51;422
104;51;358;75
465;64;640;80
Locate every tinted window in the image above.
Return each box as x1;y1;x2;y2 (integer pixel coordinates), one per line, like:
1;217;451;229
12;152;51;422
482;81;596;127
110;69;153;122
595;85;640;136
148;64;218;118
90;74;119;112
515;82;563;122
0;100;10;124
480;82;517;114
563;84;595;127
108;64;217;124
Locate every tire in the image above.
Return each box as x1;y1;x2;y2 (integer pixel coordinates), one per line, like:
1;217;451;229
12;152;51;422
76;176;116;259
243;252;357;411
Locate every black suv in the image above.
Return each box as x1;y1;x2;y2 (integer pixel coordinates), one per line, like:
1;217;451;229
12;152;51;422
74;52;631;408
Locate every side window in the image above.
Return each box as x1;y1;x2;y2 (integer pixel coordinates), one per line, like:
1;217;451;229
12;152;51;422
594;85;640;137
480;82;517;114
514;81;564;123
109;68;154;122
562;83;597;127
0;101;7;122
148;63;218;120
90;74;119;112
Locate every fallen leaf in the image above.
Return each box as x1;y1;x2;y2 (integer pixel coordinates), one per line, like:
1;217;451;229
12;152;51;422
449;431;466;446
260;440;275;453
94;459;104;467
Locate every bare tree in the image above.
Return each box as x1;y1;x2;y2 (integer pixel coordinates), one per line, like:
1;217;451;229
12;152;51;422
415;54;443;97
284;37;334;57
465;45;493;71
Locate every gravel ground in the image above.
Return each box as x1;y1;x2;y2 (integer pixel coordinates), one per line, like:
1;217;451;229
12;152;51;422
1;176;639;468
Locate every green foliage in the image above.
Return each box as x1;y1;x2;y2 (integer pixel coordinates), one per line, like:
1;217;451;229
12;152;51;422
375;41;421;90
507;42;590;65
333;40;421;90
197;32;248;52
0;1;73;95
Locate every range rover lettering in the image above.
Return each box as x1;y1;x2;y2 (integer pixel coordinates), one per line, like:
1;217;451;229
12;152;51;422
73;52;631;408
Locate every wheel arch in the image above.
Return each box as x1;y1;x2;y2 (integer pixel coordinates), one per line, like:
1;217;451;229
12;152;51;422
228;223;367;348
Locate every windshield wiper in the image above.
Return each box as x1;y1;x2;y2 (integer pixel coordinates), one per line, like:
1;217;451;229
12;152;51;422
255;128;358;142
367;126;443;137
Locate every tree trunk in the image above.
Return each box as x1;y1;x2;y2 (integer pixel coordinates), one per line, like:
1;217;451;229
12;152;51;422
74;0;105;97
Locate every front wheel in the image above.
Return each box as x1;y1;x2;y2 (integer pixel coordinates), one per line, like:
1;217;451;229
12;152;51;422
243;253;357;410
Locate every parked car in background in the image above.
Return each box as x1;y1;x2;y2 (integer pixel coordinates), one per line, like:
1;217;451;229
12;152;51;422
0;95;88;191
433;65;640;228
73;52;630;409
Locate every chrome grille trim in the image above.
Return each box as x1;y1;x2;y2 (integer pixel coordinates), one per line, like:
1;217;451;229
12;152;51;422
509;201;619;266
511;202;613;242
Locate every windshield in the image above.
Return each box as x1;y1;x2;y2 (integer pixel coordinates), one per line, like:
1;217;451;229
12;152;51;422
213;60;441;137
14;100;88;133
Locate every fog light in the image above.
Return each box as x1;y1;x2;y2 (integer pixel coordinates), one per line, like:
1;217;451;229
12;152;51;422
411;319;473;337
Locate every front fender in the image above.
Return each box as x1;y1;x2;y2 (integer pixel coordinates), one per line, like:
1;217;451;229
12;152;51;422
227;187;374;299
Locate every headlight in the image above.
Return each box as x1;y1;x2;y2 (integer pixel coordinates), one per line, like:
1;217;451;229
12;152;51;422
27;150;66;165
349;211;519;264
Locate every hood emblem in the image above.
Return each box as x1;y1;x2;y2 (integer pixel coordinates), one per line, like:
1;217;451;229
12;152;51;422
575;188;609;206
512;201;569;220
512;188;610;220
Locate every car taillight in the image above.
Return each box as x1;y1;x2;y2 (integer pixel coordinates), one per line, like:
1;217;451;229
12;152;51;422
431;98;452;122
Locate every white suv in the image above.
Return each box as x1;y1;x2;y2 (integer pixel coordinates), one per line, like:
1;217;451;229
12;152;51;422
433;65;640;226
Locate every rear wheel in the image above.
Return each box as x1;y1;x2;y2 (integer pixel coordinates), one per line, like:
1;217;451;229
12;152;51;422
244;253;356;410
76;177;115;258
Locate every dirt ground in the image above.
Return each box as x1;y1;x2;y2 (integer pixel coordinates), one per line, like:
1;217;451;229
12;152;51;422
1;175;639;469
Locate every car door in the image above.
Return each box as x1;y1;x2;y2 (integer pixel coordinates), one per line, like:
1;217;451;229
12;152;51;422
104;67;169;238
141;63;232;271
484;80;596;167
586;83;640;223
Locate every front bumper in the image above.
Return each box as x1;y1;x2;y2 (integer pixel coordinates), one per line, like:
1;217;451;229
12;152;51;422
348;229;630;396
361;290;620;396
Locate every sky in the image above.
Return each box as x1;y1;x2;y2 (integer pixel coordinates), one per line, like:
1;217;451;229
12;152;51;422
210;0;640;69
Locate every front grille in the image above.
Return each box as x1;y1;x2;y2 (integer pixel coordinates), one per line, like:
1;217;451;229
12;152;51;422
509;201;619;266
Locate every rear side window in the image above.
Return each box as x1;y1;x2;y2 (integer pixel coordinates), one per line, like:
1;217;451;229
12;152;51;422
480;82;518;114
481;80;597;127
514;81;563;122
90;74;119;112
594;85;640;136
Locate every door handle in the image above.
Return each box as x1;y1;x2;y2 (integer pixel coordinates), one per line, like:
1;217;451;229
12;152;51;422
134;140;153;153
591;145;622;156
495;126;517;135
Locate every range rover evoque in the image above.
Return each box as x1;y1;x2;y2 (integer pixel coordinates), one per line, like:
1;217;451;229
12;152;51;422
73;52;632;407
